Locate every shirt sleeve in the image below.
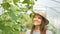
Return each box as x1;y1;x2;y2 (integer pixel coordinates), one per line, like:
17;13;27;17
26;29;31;34
46;30;53;34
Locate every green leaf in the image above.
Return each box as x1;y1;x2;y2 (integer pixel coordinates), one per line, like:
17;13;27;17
1;2;11;10
23;0;30;4
13;30;20;34
3;26;12;34
28;6;33;9
13;0;19;5
0;24;5;30
30;0;34;5
13;24;20;30
3;0;12;3
8;9;17;22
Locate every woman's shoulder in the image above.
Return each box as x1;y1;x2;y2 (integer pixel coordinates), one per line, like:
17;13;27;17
26;29;31;34
27;29;31;32
46;30;52;34
26;29;53;34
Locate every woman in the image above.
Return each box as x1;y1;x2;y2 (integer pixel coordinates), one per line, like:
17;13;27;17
26;11;52;34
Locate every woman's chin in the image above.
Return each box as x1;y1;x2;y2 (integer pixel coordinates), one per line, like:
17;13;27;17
34;24;40;26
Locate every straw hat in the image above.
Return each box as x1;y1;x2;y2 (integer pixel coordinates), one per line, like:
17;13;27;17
29;11;49;25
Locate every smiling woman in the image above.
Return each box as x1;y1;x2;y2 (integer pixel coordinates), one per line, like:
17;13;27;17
28;11;50;34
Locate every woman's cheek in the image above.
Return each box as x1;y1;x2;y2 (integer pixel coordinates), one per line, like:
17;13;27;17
38;19;41;22
38;19;42;24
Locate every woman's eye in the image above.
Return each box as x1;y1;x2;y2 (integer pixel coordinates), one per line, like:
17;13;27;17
38;17;41;19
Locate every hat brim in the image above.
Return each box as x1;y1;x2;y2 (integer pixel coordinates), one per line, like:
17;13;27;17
30;13;49;25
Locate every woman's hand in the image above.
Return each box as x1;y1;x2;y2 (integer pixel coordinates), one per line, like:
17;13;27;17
20;32;24;34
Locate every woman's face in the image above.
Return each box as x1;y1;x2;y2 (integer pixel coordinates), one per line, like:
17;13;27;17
33;15;42;25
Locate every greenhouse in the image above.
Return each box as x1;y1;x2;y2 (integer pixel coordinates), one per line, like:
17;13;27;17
0;0;60;34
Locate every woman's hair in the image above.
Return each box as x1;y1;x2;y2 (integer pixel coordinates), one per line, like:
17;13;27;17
30;14;46;34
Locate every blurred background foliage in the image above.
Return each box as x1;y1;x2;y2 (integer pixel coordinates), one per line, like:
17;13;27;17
0;0;58;34
0;0;35;34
